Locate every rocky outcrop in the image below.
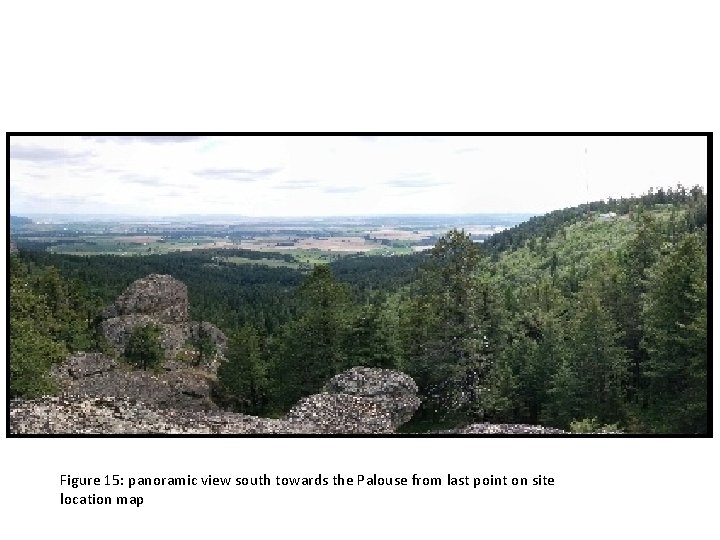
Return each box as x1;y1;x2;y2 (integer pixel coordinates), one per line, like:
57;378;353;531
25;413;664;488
51;353;117;384
10;239;19;254
100;274;226;372
9;396;318;435
325;366;418;397
11;366;424;434
50;352;217;411
285;367;422;433
439;423;568;434
9;359;575;435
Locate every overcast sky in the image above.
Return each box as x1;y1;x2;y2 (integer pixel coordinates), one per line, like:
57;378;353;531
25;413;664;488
9;135;707;217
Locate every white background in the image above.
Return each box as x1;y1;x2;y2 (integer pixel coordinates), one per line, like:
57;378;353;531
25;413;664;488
1;1;717;539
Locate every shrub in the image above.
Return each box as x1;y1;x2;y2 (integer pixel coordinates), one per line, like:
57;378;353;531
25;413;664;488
124;324;164;371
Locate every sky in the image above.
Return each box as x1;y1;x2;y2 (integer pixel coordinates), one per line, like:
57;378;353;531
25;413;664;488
9;135;707;217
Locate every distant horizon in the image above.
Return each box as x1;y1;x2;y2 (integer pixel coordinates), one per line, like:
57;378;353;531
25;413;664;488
10;135;707;217
12;210;539;220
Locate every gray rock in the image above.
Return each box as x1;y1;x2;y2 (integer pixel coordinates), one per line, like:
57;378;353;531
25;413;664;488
51;352;117;382
9;396;318;435
286;392;421;434
98;274;227;372
104;274;188;323
286;366;422;433
324;366;418;397
439;423;568;434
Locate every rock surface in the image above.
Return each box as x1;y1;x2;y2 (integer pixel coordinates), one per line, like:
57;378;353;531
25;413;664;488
50;352;217;411
10;352;574;435
100;274;227;372
9;396;318;435
103;274;188;323
439;423;568;434
325;366;418;397
286;367;422;433
11;366;425;434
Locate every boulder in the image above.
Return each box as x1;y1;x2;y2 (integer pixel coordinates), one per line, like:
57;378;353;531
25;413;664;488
325;366;418;397
104;274;188;323
99;274;227;372
285;366;422;433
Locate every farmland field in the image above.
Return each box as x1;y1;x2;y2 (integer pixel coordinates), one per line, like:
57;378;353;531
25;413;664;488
10;213;532;266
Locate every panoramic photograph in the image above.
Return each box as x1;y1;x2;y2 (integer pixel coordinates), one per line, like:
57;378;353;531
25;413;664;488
7;134;708;435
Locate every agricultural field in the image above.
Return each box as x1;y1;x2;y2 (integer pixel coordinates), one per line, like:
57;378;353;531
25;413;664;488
10;214;530;266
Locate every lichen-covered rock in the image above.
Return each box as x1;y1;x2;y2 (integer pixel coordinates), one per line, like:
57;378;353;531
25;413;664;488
286;366;422;433
50;352;218;411
325;367;419;397
51;352;117;383
9;396;318;435
440;423;568;434
286;394;394;433
104;274;188;323
99;274;227;372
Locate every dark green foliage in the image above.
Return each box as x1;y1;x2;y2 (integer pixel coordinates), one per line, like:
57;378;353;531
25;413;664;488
216;325;269;414
9;256;94;398
641;232;707;433
124;324;164;371
344;300;399;369
270;266;353;409
401;229;500;416
545;283;627;426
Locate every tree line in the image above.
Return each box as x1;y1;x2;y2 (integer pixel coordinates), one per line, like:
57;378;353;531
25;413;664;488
9;186;708;433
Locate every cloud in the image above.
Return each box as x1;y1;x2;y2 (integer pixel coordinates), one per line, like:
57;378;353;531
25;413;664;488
385;174;448;188
272;179;319;190
120;173;166;186
83;135;206;144
10;145;93;162
323;186;365;193
194;167;282;181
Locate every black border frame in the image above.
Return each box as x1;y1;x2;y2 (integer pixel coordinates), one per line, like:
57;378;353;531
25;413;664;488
5;132;713;438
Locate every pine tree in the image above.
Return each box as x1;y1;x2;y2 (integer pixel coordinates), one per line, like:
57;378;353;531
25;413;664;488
547;283;627;427
216;324;269;414
271;266;351;409
641;232;707;433
402;229;498;416
616;212;662;400
124;324;164;371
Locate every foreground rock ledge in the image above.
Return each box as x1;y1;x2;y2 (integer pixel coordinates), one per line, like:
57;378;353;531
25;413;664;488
9;396;319;435
9;396;568;435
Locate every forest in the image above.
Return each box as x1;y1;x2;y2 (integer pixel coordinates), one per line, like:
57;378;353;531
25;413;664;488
9;185;708;434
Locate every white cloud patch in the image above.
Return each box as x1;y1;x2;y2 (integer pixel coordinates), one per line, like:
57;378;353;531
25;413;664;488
9;135;708;216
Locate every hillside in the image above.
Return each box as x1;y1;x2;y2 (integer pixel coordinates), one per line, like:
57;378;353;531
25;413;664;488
8;186;708;434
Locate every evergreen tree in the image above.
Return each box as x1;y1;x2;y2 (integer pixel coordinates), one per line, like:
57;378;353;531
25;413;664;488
402;229;499;416
616;212;662;400
124;324;164;371
641;233;707;433
10;258;70;398
271;266;351;409
546;283;627;427
216;324;269;414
